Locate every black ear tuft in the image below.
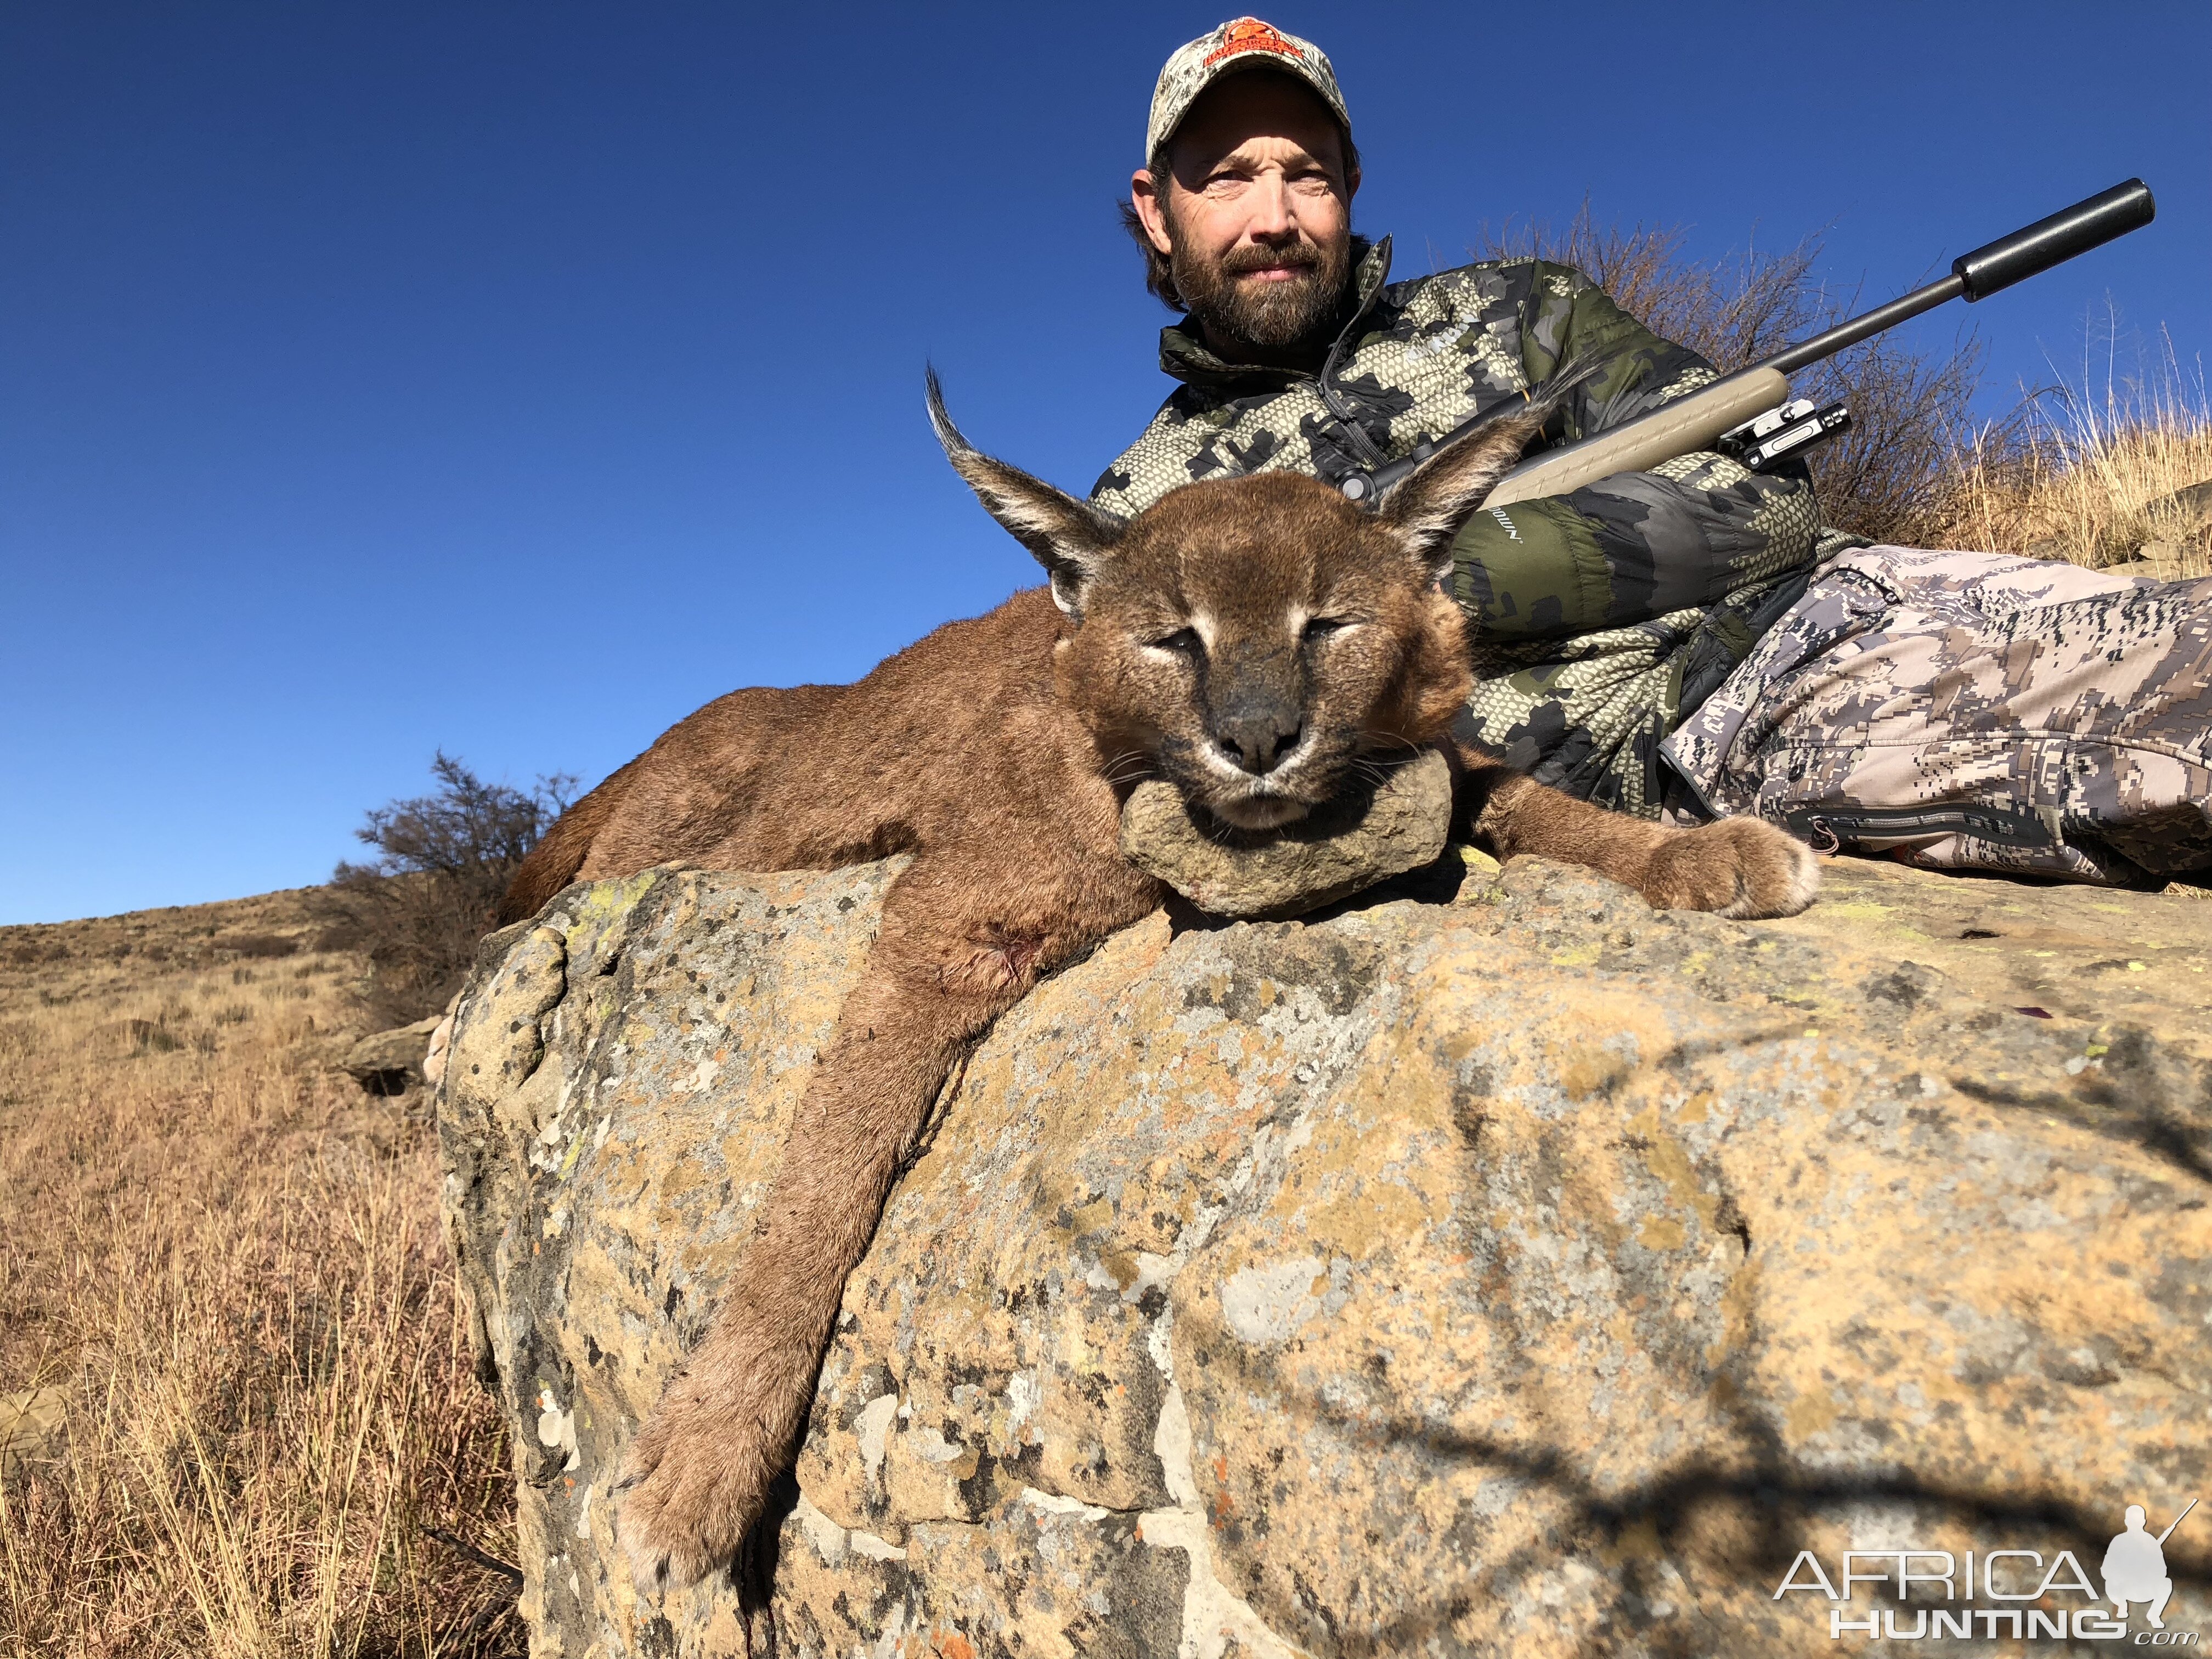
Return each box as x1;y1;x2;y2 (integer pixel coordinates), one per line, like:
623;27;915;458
924;364;972;460
926;366;1122;616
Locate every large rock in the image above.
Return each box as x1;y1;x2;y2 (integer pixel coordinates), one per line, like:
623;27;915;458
437;854;2212;1657
0;1386;66;1480
342;1013;442;1095
2150;476;2212;522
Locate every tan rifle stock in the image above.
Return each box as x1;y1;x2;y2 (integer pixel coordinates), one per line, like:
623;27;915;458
1480;366;1788;509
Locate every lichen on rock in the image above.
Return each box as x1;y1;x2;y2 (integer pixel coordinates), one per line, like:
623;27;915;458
438;853;2212;1656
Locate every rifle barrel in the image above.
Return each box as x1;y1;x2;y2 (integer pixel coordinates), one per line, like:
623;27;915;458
1475;177;2155;507
1771;178;2154;375
1765;275;1965;374
2155;1496;2198;1546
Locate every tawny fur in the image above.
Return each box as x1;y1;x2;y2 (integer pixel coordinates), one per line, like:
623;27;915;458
498;385;1818;1594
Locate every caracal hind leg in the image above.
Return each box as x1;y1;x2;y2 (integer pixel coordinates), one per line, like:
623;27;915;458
614;849;1156;1590
1455;751;1819;920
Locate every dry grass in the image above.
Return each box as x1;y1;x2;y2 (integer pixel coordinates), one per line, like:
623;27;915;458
1931;340;2212;576
0;891;520;1657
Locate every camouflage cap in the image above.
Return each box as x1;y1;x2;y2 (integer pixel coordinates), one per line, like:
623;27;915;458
1145;17;1350;163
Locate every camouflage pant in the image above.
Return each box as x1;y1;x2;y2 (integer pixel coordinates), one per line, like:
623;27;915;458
1661;545;2212;884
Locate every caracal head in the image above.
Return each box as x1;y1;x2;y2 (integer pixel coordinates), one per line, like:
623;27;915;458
928;370;1558;831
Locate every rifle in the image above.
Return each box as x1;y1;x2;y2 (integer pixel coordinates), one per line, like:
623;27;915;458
1339;178;2156;508
2156;1497;2198;1547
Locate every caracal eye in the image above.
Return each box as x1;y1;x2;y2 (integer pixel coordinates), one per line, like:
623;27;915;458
1146;627;1203;658
1302;616;1351;644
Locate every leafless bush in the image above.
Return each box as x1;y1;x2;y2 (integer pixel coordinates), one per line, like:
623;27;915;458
1475;206;1987;545
314;753;574;1028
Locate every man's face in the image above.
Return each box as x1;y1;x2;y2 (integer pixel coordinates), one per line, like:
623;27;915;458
1131;73;1357;362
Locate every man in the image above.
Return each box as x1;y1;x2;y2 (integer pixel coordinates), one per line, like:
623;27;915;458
1099;18;2212;885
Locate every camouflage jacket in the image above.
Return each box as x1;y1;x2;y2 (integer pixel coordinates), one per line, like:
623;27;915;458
1092;239;1859;815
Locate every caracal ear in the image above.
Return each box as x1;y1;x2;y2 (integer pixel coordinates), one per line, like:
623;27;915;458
1376;360;1602;579
927;368;1122;618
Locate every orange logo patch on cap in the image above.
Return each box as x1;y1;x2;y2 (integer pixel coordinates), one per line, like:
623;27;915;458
1202;16;1304;68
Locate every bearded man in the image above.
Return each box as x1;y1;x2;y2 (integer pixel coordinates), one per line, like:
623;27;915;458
1097;18;2212;887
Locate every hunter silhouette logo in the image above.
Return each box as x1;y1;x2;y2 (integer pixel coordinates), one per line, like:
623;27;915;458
1773;1497;2200;1643
2106;1500;2197;1631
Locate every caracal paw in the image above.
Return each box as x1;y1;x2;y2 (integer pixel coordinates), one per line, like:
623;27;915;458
1641;816;1820;920
615;1374;786;1596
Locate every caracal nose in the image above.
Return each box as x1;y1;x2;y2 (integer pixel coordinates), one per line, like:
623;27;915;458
1214;715;1302;775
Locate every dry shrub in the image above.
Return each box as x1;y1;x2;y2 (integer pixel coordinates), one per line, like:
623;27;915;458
0;912;522;1657
1477;205;1985;546
314;754;573;1029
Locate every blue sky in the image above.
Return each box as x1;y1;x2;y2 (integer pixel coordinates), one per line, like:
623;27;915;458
4;2;2207;926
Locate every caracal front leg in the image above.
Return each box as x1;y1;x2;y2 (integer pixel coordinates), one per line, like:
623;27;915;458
615;849;1160;1590
1453;749;1819;919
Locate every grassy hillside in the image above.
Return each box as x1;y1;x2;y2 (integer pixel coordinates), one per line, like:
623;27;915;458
0;890;520;1656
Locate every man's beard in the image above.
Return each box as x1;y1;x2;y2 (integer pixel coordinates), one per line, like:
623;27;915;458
1170;228;1351;362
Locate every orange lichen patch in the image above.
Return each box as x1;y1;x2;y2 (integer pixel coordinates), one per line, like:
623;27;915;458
1786;1387;1842;1440
1637;1216;1688;1251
